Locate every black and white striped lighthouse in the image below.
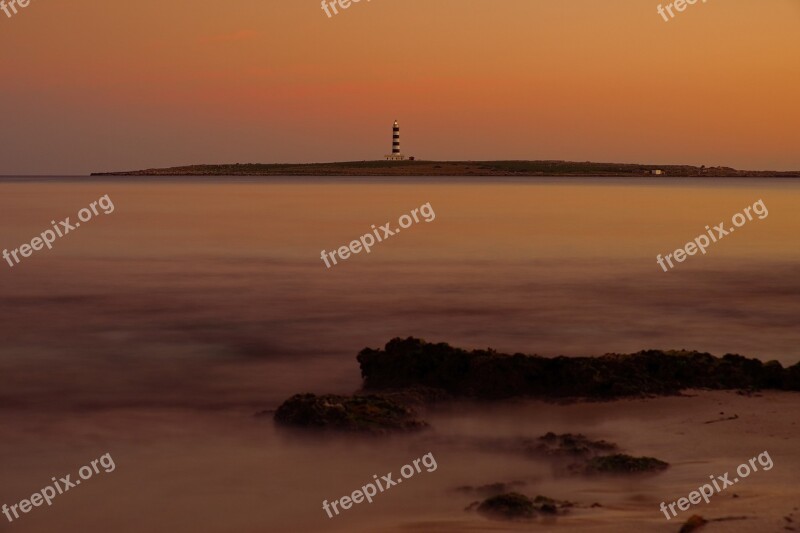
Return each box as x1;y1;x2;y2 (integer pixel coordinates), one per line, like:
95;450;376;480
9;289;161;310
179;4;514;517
392;120;400;155
385;120;406;160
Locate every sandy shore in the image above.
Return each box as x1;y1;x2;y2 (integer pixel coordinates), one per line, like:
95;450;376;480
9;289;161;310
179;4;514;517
1;390;796;532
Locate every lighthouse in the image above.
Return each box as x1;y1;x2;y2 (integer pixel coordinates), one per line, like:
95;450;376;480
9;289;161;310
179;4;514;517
384;120;406;160
392;120;400;155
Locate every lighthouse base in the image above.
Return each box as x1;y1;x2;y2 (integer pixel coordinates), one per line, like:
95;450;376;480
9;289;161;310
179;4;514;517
384;154;406;161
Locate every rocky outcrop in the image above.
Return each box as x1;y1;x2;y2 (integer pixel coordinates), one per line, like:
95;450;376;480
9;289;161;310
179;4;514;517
518;433;668;475
679;515;708;533
576;454;669;475
273;393;427;434
523;432;619;459
358;337;800;400
475;493;572;521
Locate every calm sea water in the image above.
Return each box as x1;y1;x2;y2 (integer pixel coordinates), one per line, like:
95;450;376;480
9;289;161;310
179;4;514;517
0;176;798;411
1;176;799;533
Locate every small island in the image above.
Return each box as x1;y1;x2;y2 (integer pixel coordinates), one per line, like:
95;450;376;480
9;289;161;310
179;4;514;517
91;160;800;177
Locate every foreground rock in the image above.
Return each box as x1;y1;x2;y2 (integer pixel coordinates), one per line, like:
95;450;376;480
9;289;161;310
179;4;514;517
358;337;800;399
273;393;427;434
576;454;669;475
523;432;618;459
520;433;668;475
679;515;708;533
476;492;572;521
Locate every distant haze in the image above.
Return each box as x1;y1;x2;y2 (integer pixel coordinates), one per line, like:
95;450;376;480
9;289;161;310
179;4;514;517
1;1;799;174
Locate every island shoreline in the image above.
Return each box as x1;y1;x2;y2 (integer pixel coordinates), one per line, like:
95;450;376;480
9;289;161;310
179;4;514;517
90;160;800;178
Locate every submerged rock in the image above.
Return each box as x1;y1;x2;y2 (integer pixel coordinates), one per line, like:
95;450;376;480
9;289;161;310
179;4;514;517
515;433;667;476
679;514;708;532
476;493;538;520
532;494;571;514
273;393;427;434
525;432;618;459
577;454;669;475
358;337;800;399
476;492;572;521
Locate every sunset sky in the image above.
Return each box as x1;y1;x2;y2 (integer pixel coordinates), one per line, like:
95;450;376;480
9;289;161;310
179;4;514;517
1;0;799;174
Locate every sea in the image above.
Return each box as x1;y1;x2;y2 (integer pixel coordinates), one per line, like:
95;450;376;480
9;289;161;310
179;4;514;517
0;176;797;532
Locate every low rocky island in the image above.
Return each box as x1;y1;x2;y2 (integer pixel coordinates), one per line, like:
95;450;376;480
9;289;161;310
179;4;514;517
91;160;800;178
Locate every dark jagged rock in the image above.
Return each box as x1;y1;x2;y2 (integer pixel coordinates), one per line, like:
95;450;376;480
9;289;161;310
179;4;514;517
679;515;708;532
273;393;427;434
532;495;572;514
576;454;669;475
524;432;618;459
516;433;667;476
476;493;537;520
476;492;572;521
358;337;800;400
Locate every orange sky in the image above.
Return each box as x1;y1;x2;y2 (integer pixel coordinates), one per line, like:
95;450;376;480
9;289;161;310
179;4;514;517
0;0;799;174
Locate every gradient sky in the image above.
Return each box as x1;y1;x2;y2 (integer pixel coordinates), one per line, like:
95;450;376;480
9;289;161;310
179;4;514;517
1;0;799;174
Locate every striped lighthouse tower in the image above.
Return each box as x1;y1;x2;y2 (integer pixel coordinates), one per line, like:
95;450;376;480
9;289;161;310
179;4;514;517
392;120;400;155
385;120;406;160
